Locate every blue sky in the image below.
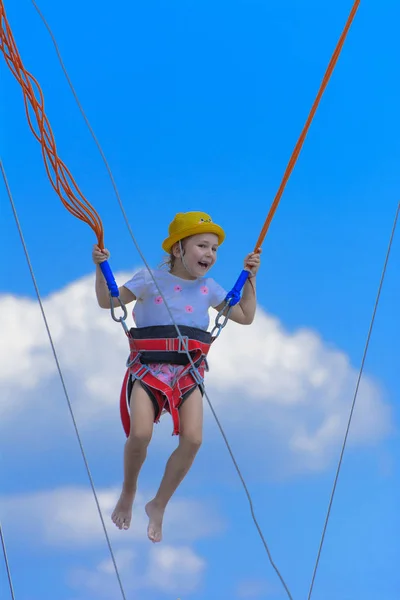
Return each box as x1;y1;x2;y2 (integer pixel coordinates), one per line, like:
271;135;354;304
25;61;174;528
1;1;399;599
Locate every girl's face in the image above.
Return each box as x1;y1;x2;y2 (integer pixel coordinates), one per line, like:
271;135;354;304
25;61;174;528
172;233;219;279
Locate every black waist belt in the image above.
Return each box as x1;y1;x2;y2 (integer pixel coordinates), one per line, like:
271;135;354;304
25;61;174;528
129;325;212;365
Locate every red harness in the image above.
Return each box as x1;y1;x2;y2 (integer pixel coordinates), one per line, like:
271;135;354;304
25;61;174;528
120;330;212;436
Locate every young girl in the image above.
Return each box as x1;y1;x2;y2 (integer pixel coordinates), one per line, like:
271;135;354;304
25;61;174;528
93;211;260;542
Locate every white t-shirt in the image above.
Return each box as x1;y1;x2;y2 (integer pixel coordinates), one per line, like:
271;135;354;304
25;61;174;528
123;269;227;331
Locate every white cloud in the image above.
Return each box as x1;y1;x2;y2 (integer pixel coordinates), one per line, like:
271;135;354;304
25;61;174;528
206;314;392;475
69;548;136;598
0;485;223;549
145;545;205;593
98;548;136;574
0;271;393;476
0;485;215;597
69;549;138;599
70;544;205;598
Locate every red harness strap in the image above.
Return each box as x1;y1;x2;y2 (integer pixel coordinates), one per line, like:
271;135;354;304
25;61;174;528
120;334;211;436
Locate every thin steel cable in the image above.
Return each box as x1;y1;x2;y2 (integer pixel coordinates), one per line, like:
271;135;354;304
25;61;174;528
31;3;294;598
307;202;400;600
201;387;293;599
0;521;15;600
0;159;127;600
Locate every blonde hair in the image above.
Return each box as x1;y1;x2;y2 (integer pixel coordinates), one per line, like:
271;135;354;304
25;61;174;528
159;238;188;272
159;250;176;271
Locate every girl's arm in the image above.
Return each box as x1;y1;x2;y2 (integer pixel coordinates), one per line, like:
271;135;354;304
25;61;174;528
214;251;260;325
93;245;136;309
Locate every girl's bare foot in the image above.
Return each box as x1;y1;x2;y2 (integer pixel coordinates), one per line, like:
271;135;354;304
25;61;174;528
145;499;164;543
111;490;135;530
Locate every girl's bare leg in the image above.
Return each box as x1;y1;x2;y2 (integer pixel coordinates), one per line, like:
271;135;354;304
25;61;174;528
112;380;154;530
145;387;203;542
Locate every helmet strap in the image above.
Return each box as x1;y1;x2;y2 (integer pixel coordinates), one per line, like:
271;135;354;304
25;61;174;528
178;240;196;278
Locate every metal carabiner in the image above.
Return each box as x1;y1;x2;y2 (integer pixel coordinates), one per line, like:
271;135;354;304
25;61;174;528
110;294;129;334
211;301;232;339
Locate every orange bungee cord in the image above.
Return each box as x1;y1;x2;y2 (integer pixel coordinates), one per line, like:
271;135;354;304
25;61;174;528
0;0;104;246
254;0;361;251
0;0;122;296
213;0;361;333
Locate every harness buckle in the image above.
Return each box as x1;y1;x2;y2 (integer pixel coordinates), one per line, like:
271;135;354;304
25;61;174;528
132;364;150;381
126;352;140;369
176;336;189;353
189;367;204;386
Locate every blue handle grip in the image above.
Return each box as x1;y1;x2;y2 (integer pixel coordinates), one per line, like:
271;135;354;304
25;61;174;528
100;260;119;297
225;269;250;306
